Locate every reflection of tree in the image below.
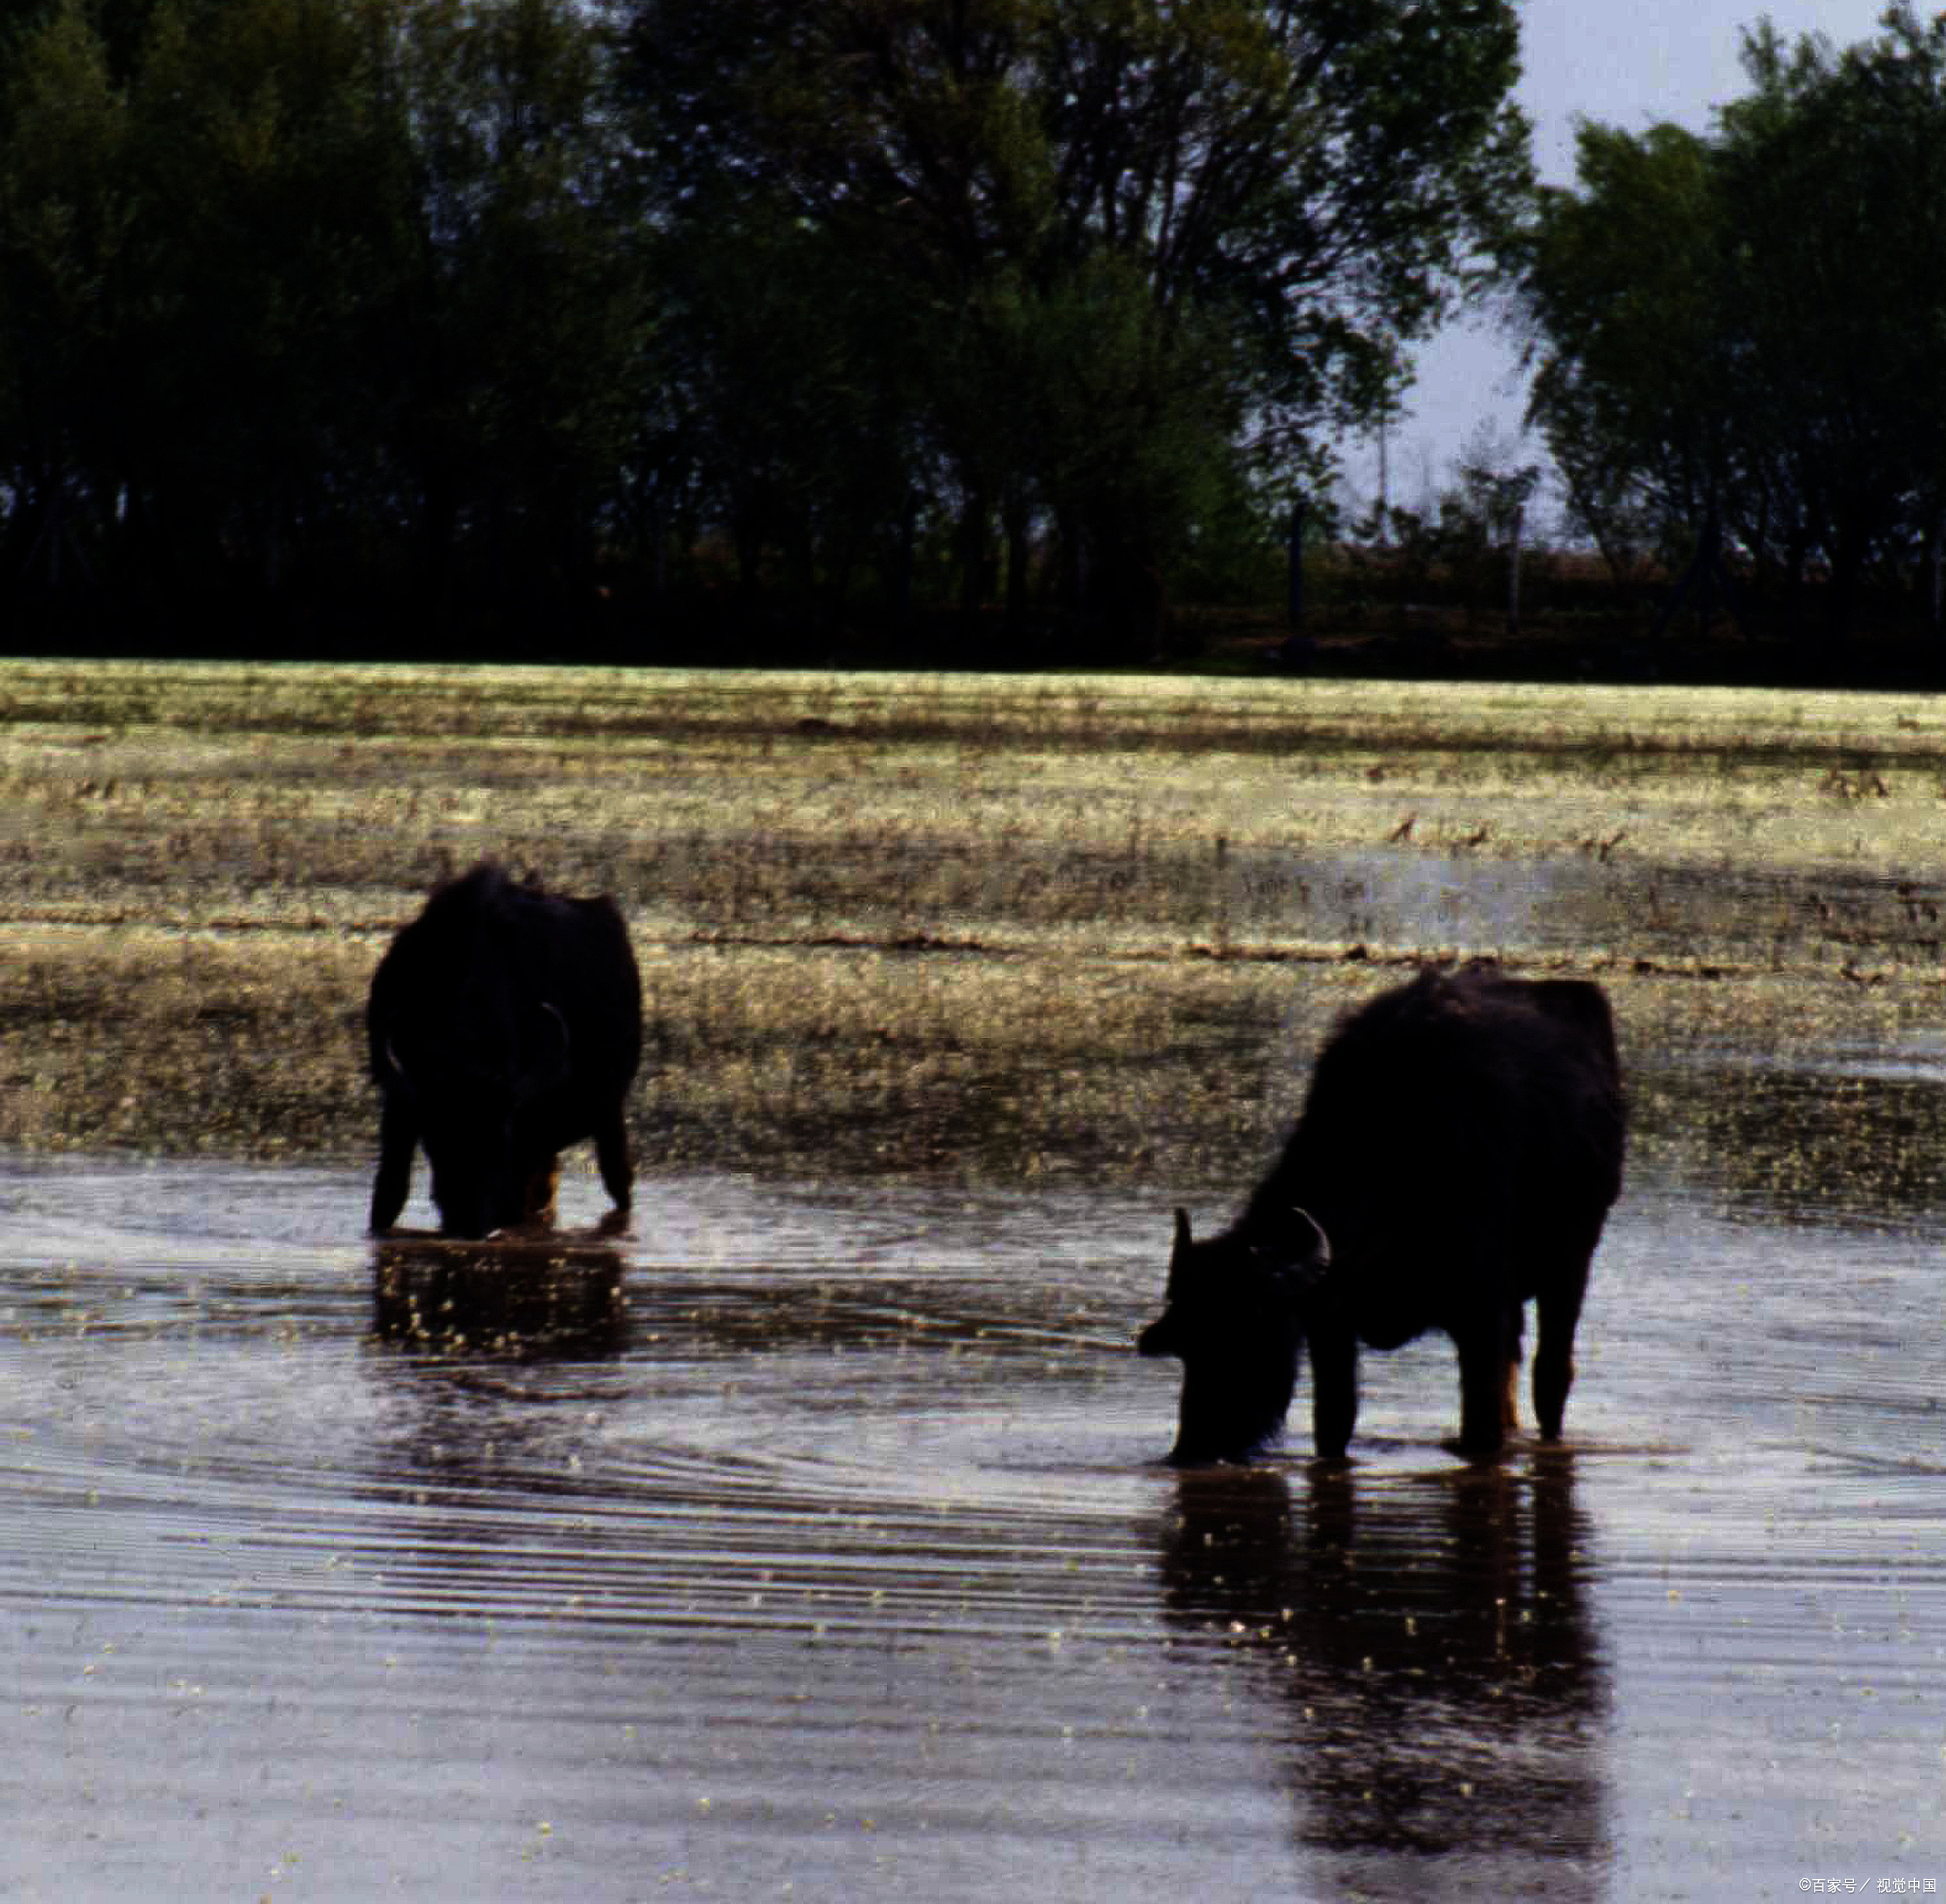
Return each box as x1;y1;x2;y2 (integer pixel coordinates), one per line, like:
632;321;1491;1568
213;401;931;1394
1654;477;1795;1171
372;1238;627;1357
1153;1457;1609;1895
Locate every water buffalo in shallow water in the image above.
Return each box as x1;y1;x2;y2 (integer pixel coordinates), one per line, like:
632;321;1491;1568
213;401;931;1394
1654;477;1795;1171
366;864;643;1238
1138;964;1624;1462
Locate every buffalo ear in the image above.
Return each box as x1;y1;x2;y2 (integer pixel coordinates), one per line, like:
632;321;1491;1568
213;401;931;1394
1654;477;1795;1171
1173;1207;1193;1257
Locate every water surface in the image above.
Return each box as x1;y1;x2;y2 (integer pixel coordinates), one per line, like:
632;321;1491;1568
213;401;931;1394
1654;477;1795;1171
3;1109;1943;1900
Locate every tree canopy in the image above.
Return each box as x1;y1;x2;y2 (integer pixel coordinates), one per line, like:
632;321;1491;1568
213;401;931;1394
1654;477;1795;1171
0;0;650;650
624;0;1532;656
0;0;1533;656
1519;4;1946;639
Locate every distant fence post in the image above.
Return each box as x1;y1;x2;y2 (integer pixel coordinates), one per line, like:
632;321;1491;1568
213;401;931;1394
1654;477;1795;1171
1507;502;1524;637
1287;498;1306;628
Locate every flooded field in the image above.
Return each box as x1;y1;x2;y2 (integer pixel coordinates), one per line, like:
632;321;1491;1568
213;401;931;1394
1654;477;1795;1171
3;1111;1943;1902
2;663;1945;1898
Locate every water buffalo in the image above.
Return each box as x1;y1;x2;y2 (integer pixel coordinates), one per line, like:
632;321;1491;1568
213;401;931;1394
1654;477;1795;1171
1138;964;1624;1462
366;864;643;1238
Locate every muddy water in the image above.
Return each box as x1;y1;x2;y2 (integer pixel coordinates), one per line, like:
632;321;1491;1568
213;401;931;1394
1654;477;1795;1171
4;1091;1945;1901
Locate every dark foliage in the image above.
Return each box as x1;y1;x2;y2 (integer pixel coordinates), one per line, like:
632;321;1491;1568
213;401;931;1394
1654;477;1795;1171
0;0;1527;659
1519;5;1946;645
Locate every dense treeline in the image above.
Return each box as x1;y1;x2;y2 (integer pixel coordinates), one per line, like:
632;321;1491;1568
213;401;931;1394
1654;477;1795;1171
1519;5;1946;646
0;0;651;655
6;1;1945;665
0;0;1528;659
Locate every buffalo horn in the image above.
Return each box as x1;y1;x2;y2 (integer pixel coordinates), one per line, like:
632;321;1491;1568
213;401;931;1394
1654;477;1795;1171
1287;1205;1331;1272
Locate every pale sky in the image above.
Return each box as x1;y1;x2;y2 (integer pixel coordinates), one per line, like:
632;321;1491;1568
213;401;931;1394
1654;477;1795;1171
1345;0;1904;516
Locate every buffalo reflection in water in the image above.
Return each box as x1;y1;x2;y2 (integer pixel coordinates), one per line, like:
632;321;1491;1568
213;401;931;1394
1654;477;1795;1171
372;1234;627;1357
1154;1457;1610;1894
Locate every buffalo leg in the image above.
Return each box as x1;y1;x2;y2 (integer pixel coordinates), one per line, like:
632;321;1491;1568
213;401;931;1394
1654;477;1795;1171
1454;1310;1516;1456
593;1114;634;1225
1501;1302;1526;1432
1308;1324;1359;1459
522;1154;563;1228
1533;1257;1593;1441
369;1095;416;1234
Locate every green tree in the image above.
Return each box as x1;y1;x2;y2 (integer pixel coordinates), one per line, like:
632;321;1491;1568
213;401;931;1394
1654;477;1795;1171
1521;5;1946;638
623;0;1532;657
0;0;651;647
0;0;134;600
387;0;650;629
116;0;411;608
1719;9;1946;626
645;196;922;630
1519;121;1731;572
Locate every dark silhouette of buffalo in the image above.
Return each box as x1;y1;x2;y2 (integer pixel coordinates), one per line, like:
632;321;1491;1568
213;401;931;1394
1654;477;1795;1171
366;864;643;1238
1138;964;1624;1462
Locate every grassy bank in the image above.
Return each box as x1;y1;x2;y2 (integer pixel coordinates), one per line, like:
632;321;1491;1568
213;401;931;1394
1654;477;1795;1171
1;660;1941;1206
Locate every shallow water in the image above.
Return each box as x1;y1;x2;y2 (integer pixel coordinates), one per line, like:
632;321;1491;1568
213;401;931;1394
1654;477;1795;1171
3;1109;1944;1900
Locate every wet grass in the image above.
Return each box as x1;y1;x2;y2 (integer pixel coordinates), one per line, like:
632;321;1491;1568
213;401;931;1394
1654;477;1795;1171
1;659;1942;1207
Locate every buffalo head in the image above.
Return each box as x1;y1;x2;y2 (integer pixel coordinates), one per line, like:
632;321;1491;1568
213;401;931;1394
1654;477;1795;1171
373;998;573;1238
1138;1204;1331;1465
